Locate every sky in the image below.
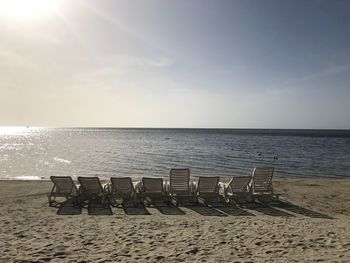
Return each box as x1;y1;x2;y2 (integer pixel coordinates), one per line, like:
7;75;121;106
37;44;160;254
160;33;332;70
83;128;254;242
0;0;350;128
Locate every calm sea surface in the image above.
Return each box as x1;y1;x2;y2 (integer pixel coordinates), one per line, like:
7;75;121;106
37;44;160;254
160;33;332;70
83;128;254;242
1;127;350;180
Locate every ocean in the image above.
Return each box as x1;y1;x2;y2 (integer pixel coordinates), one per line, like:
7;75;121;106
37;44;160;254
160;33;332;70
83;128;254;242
1;127;350;180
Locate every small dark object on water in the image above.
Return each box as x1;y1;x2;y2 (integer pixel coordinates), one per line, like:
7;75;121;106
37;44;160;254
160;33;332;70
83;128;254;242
257;151;261;156
165;137;170;140
273;155;279;160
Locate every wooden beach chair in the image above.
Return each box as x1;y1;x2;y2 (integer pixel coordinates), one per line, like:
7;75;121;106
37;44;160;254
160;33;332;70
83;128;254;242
196;176;223;204
224;176;253;204
137;177;167;207
167;168;195;206
49;176;79;207
77;177;109;206
251;167;280;201
107;177;137;207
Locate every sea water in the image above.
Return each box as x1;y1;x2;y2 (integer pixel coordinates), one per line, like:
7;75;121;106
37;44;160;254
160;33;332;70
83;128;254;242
1;127;349;180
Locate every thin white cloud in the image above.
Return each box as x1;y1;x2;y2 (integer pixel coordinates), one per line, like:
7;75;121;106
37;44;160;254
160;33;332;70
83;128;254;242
281;63;350;88
77;0;167;53
322;64;349;76
0;48;40;71
97;55;174;69
137;56;174;68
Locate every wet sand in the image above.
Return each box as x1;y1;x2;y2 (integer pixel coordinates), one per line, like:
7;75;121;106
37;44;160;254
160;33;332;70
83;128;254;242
0;177;349;262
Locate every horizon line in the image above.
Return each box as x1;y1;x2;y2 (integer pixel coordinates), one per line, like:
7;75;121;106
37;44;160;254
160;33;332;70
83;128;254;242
1;126;350;131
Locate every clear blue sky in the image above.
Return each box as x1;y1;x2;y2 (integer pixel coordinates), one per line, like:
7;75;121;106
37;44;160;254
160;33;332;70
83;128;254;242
0;0;349;128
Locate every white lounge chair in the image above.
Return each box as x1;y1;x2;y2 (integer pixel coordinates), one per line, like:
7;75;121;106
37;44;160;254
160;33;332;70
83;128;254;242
224;176;253;204
107;177;137;207
49;176;79;207
77;177;109;206
167;168;195;206
251;167;280;201
196;176;223;204
137;177;168;206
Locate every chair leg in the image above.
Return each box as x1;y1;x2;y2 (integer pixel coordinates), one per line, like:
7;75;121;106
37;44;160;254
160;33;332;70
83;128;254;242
72;196;80;207
48;195;53;207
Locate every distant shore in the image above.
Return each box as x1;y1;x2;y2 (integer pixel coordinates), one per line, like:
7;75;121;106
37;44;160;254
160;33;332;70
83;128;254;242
0;177;349;262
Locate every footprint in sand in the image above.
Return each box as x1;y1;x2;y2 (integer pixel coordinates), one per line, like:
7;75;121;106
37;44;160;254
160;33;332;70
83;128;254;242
38;257;53;262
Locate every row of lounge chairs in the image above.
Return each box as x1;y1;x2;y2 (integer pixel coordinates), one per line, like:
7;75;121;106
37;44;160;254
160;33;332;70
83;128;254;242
48;167;280;208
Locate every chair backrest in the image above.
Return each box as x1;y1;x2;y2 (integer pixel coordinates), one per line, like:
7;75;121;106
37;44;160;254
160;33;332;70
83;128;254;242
78;177;103;195
228;176;251;192
252;167;274;193
50;176;77;194
170;168;190;193
142;177;164;193
110;177;134;195
198;176;219;194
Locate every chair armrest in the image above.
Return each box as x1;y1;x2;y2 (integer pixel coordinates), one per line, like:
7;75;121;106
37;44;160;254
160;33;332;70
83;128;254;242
248;179;253;189
165;182;170;195
223;183;231;199
134;181;142;194
132;181;139;194
103;183;111;193
78;185;83;194
50;184;56;194
218;182;225;190
162;182;167;195
246;182;253;193
190;181;197;195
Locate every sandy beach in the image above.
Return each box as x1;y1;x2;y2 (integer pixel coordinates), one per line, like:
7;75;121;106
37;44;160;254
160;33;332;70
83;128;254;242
0;177;349;262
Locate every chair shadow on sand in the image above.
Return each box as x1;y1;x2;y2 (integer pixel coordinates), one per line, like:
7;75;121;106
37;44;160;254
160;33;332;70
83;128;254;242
155;205;186;215
247;203;295;217
122;203;151;215
270;201;333;219
185;204;228;217
57;200;82;215
54;198;333;219
198;199;256;216
214;204;256;216
87;201;113;215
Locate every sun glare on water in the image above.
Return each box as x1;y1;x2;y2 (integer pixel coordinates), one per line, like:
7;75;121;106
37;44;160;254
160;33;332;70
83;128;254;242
0;126;43;135
0;0;57;18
